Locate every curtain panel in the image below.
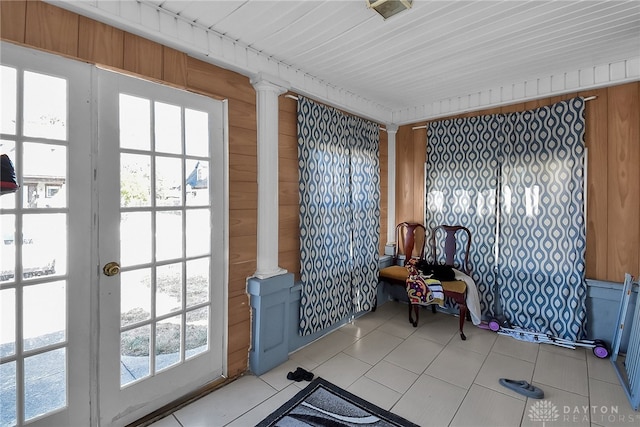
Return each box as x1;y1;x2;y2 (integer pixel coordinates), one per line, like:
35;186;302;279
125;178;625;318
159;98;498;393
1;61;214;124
297;96;380;336
426;115;503;316
426;98;587;341
499;98;587;341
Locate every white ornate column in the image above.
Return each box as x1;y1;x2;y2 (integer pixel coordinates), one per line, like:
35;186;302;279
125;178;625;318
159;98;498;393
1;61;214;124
251;73;289;279
386;124;398;244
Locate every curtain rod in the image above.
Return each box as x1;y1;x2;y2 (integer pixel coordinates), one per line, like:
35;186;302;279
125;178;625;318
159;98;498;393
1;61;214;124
411;96;598;130
287;94;598;131
284;94;386;131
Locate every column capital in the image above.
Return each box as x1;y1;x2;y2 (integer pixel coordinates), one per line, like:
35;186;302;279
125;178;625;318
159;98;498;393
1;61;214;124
385;124;399;134
250;72;289;94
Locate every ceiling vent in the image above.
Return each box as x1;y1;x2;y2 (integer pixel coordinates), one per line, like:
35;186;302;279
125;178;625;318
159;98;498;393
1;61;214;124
367;0;413;20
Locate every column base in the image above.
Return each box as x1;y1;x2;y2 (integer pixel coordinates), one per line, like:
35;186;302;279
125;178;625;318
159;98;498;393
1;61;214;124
254;266;288;280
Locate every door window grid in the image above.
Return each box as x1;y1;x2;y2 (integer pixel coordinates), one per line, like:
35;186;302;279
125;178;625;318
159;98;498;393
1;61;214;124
118;95;212;388
0;66;69;425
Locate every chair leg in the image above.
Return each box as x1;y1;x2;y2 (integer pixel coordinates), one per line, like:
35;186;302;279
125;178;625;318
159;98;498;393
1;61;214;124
408;303;419;327
408;304;419;327
458;304;467;340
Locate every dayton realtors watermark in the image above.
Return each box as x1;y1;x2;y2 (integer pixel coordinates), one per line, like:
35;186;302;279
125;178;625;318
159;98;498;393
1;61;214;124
528;400;640;425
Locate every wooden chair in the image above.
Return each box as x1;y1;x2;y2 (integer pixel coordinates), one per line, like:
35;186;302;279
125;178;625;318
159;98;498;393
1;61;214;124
378;222;426;323
426;225;472;340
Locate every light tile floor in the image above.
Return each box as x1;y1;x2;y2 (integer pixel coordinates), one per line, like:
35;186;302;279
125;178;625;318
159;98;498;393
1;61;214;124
151;302;639;427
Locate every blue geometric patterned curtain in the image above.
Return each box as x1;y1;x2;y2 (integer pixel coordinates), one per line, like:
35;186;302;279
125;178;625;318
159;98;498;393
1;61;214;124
298;97;380;336
426;115;503;317
498;98;587;341
425;98;587;340
349;116;381;313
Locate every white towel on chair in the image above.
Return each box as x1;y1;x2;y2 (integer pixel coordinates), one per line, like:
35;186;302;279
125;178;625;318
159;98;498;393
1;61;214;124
452;269;482;326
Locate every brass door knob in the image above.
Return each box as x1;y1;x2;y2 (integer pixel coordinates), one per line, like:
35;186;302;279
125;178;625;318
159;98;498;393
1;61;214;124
103;262;121;276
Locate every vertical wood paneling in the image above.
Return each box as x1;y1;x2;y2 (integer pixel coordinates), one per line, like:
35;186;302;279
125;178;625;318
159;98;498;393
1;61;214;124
379;129;388;253
227;260;256;299
607;84;640;281
395;125;416;223
186;56;254;104
227;320;250;368
123;33;163;80
227;99;257;131
581;88;609;279
78;17;124;68
229;126;258;156
162;46;187;89
1;1;26;42
25;1;78;56
412;128;426;223
229;209;257;238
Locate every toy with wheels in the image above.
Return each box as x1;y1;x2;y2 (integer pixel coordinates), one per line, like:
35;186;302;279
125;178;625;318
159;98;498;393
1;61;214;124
487;317;610;359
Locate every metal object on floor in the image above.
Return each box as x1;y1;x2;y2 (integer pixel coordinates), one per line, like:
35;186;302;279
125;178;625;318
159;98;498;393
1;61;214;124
610;273;640;411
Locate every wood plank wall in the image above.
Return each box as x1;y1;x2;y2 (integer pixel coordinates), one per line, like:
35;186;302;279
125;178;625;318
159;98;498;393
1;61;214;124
0;0;390;381
0;0;254;378
396;84;640;283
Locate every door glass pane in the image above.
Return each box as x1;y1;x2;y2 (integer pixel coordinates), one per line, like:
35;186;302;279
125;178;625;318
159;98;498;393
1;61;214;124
112;75;220;396
186;209;210;257
156;315;181;371
121;325;150;386
1;66;17;135
121;269;151;327
155;156;182;207
24;349;66;421
120;212;151;267
186;307;208;359
186;258;209;307
23;142;67;209
1;214;16;283
156;211;182;262
156;263;182;317
0;289;16;357
121;153;151;208
155;102;181;154
185;109;208;157
21;214;64;279
0;361;17;426
23;281;66;351
0;140;17;210
22;213;65;278
119;94;150;150
23;71;67;140
185;160;209;206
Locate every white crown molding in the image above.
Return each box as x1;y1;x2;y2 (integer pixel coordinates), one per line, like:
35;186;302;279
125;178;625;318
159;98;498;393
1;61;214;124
48;1;640;128
393;57;640;125
49;0;394;124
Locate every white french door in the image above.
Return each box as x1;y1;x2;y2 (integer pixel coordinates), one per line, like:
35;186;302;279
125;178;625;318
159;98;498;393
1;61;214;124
96;69;227;426
0;42;93;427
0;43;228;427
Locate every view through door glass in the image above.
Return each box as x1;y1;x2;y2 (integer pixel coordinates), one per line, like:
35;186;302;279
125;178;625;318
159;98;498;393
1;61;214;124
0;44;93;427
97;69;226;426
118;94;213;384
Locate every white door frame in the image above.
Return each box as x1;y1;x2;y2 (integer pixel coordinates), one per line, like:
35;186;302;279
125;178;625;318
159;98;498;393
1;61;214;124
95;68;228;426
0;41;93;427
1;42;229;426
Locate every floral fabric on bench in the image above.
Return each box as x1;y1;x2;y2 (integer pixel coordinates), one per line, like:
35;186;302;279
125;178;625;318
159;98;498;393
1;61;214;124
405;259;445;307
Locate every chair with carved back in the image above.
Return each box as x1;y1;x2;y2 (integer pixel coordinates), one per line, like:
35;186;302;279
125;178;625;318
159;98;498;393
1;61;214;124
378;222;426;324
426;224;472;340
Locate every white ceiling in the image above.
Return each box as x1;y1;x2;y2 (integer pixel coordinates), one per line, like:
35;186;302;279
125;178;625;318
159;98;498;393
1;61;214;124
57;0;640;124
